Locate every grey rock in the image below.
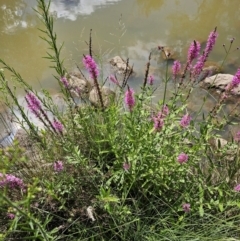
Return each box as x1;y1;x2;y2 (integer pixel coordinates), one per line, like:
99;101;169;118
89;86;116;108
109;56;133;75
161;46;177;60
68;74;91;99
203;74;240;95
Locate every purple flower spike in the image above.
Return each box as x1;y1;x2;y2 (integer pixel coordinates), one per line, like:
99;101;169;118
52;119;64;134
60;77;69;88
177;153;188;164
187;40;201;64
172;60;181;79
83;55;99;79
205;29;218;58
193;28;218;77
182;203;191;212
25;92;42;117
180;114;192;128
109;75;119;85
192;55;205;77
54;161;64;172
148;75;154;85
231;68;240;88
124;88;135;111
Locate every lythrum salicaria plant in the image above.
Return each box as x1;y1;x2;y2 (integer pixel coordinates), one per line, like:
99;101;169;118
0;1;240;240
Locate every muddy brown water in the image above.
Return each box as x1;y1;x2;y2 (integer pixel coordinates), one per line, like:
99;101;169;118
1;0;240;144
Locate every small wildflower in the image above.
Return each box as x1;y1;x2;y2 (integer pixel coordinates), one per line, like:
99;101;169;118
187;40;201;64
7;213;15;219
182;203;191;212
234;131;240;142
0;173;25;189
54;161;64;172
172;60;181;79
25;92;42;117
83;55;99;79
109;75;119;85
60;77;69;88
177;153;188;164
234;184;240;192
180;114;192;128
124;87;135;111
123;163;130;172
148;75;154;85
52;119;64;134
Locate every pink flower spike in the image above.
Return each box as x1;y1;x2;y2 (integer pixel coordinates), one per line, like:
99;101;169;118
234;184;240;192
182;203;191;212
177;153;188;164
231;68;240;88
60;77;69;88
205;29;218;58
148;75;154;85
124;87;135;111
109;75;119;85
187;40;201;64
180;114;192;128
172;60;181;79
25;92;42;117
83;55;99;79
54;161;64;172
52;119;64;134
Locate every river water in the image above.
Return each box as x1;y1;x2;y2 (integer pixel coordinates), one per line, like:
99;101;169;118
0;0;240;144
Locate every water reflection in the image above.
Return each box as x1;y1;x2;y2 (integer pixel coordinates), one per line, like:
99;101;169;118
50;0;122;20
136;0;165;16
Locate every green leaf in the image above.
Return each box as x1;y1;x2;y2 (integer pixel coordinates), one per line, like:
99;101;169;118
199;205;204;217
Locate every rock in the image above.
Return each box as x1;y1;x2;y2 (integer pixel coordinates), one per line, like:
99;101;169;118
209;137;238;161
109;56;133;75
67;74;91;99
203;74;240;95
89;86;116;108
161;46;177;60
203;62;222;76
209;137;228;148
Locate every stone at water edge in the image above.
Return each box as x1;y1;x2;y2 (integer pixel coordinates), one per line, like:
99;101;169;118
203;74;240;95
89;86;116;108
161;46;177;60
203;61;222;75
109;56;133;75
67;73;91;99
